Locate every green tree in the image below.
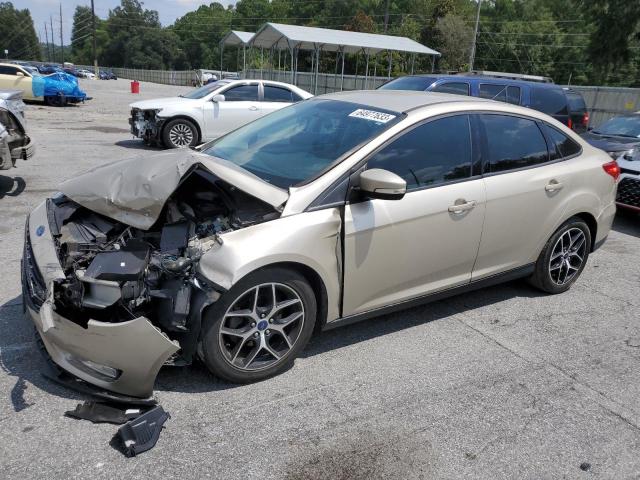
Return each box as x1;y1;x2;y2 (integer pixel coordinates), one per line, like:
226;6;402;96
70;5;102;65
0;2;41;61
434;14;473;72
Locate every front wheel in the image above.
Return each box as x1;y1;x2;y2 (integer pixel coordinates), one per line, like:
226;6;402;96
162;118;199;149
529;216;591;294
200;268;317;383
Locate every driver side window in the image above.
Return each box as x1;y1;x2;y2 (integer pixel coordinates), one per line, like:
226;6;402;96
366;115;473;191
223;84;259;102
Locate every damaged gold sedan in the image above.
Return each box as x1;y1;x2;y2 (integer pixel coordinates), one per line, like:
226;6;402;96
23;92;615;399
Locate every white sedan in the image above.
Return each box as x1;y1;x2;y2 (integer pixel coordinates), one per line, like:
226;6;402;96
129;79;312;148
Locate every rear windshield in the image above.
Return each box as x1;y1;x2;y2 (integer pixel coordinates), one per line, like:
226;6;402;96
378;76;436;91
565;91;586;112
530;87;568;116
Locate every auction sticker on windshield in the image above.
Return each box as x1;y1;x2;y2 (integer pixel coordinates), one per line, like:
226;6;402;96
349;109;396;123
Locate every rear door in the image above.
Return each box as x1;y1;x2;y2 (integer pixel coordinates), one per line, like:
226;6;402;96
472;113;572;279
204;83;261;139
343;114;486;315
261;84;301;115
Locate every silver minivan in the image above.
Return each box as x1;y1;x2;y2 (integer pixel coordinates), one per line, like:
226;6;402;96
23;91;617;399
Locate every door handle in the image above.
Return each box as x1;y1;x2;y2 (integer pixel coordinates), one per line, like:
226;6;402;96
448;200;477;214
248;106;258;111
545;180;564;192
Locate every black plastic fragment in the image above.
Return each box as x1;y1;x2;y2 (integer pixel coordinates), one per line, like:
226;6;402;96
65;401;143;425
116;406;170;457
41;362;157;406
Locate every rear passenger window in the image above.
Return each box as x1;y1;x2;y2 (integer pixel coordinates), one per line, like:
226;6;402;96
264;85;294;103
432;82;470;96
543;124;582;159
367;115;473;190
506;86;521;105
479;84;507;102
530;88;568;115
480;114;549;173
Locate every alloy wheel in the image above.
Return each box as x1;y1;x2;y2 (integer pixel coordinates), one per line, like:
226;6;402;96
219;283;305;371
548;227;587;286
168;123;194;147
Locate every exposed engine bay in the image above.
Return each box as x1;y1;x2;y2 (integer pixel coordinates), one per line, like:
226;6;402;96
48;168;279;362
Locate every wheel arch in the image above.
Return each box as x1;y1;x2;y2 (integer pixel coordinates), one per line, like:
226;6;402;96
161;114;202;144
234;261;329;331
573;211;598;252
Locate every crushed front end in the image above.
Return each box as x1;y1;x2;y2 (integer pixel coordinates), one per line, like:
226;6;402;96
129;108;165;145
22;161;281;397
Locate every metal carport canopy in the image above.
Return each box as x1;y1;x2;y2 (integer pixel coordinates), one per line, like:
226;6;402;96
248;22;440;56
220;30;255;47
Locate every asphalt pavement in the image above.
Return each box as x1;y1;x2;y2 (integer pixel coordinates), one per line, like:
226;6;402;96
0;79;639;479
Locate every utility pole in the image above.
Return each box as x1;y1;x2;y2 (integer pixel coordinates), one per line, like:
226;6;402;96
91;0;98;75
59;3;64;64
468;0;482;72
383;0;390;33
44;22;49;62
50;15;56;63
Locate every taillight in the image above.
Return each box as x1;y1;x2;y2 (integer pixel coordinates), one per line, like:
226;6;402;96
567;118;573;129
582;112;589;126
602;160;620;181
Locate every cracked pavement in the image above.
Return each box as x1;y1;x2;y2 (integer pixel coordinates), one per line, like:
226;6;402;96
1;79;639;479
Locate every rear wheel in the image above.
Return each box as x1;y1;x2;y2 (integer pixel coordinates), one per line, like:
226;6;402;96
200;268;317;383
162;118;199;148
530;217;591;294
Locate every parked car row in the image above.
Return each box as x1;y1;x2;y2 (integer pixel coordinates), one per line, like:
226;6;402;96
0;62;88;106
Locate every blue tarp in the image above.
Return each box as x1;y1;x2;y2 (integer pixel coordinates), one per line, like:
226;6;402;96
32;72;87;102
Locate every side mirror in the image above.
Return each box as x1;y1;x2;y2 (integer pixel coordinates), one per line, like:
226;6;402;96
16;71;24;77
358;168;406;200
211;94;225;103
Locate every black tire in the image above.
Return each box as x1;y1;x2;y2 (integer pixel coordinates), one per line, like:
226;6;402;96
529;216;591;294
200;268;317;383
161;118;199;149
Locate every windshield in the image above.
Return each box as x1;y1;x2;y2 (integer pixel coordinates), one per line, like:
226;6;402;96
181;80;230;99
378;76;436;91
593;116;640;138
203;99;402;188
23;66;40;76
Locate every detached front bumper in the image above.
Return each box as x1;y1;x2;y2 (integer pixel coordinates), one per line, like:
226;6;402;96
21;201;180;398
11;136;35;161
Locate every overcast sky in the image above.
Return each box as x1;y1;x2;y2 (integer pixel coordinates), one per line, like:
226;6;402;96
22;0;237;46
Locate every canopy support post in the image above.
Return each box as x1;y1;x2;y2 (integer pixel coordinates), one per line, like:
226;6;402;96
260;47;264;78
334;50;340;93
373;54;377;87
364;49;370;89
340;48;345;91
243;45;246;76
411;53;415;74
431;55;435;73
387;51;392;79
220;44;224;79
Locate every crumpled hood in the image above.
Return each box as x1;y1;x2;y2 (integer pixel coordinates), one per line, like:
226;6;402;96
59;149;289;230
130;97;198;110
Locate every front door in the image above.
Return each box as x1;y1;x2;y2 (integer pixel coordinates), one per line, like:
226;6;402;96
203;83;261;140
343;114;486;316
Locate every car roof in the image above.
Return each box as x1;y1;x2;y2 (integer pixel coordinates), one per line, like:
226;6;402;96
316;90;495;114
398;74;562;89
